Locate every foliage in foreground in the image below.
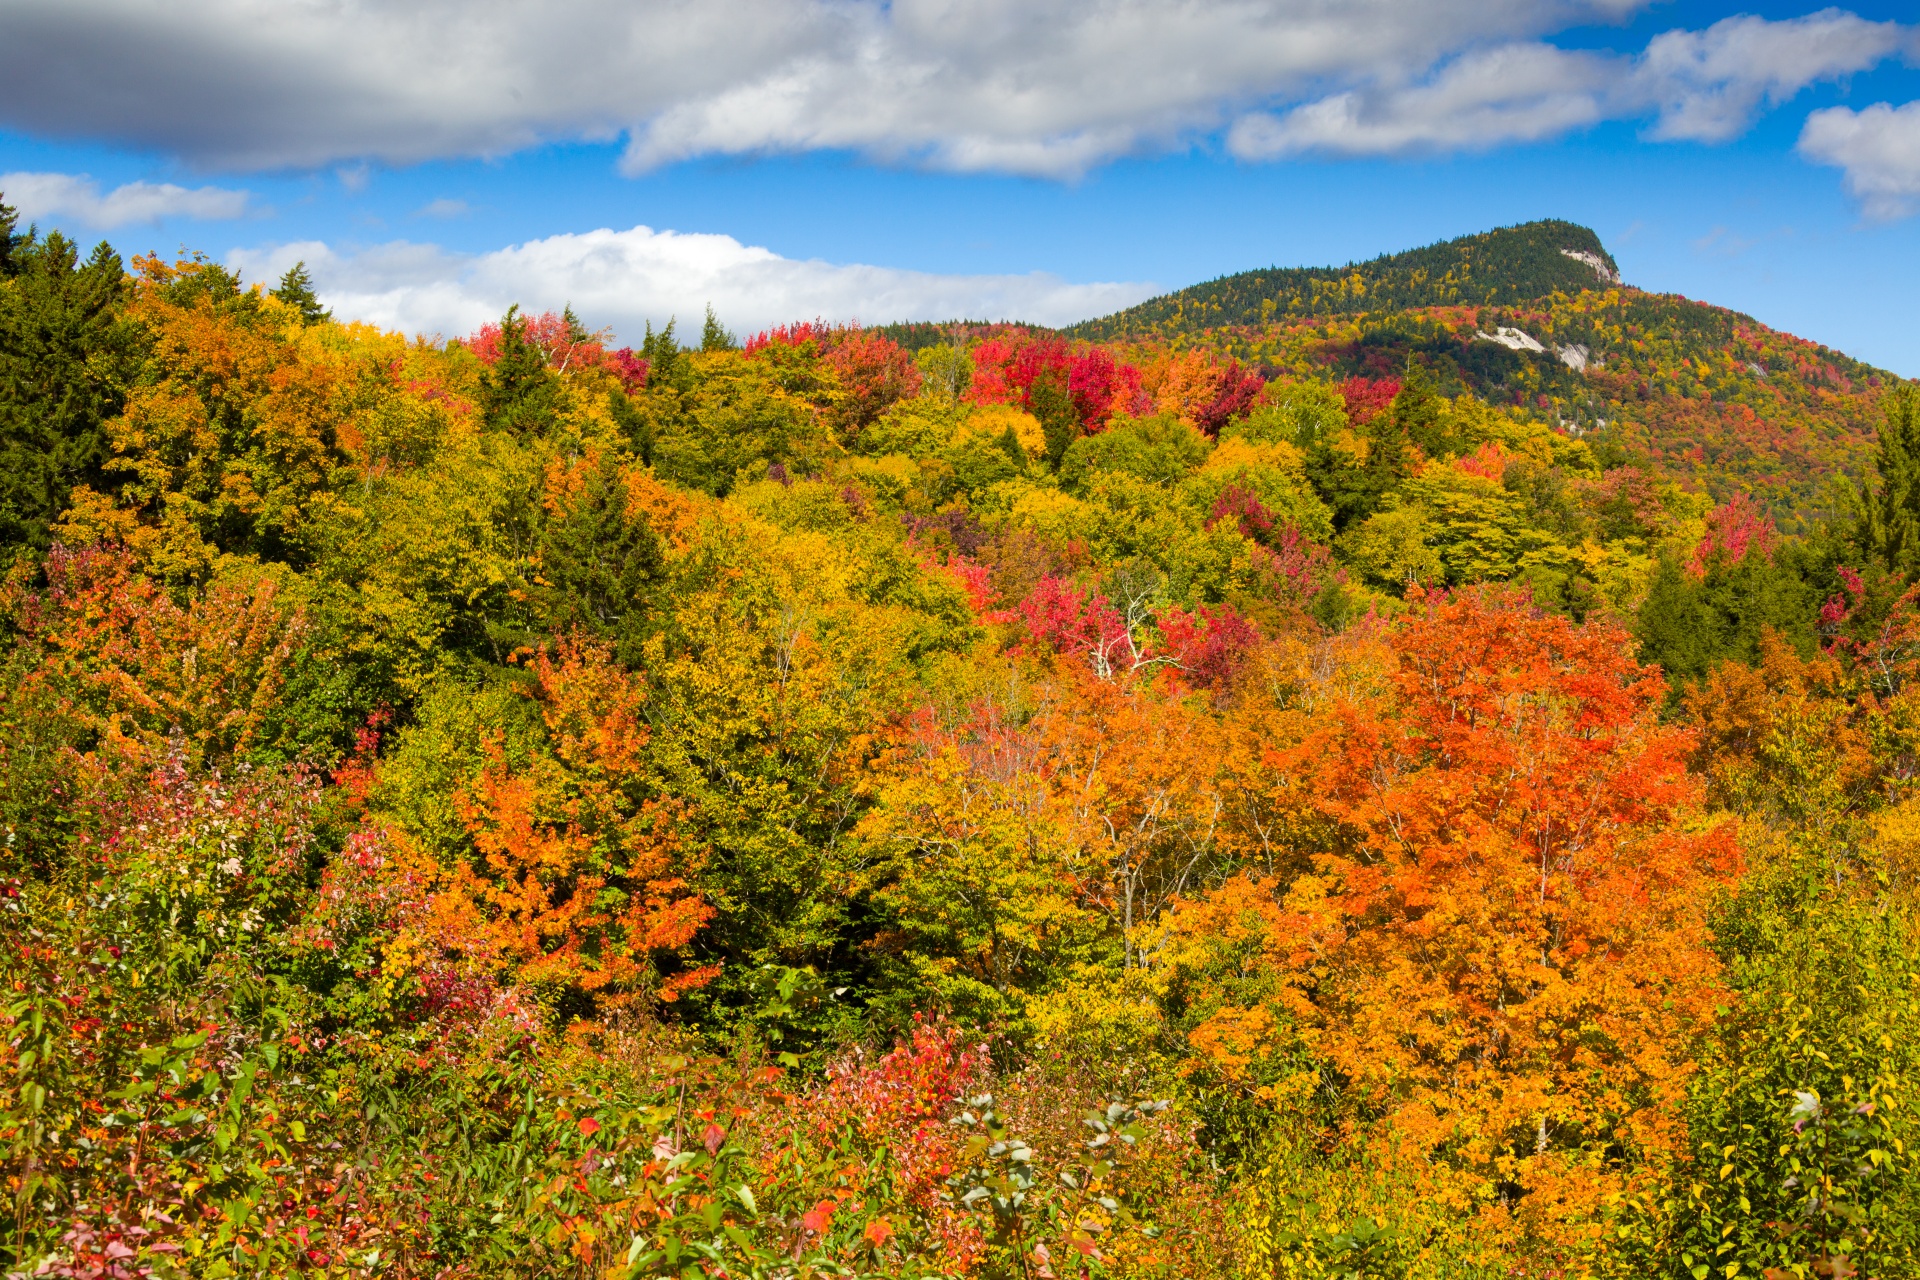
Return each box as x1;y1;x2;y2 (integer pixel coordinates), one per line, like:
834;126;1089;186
2;215;1919;1278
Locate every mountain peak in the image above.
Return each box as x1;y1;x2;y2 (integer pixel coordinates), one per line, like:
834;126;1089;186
1067;219;1624;339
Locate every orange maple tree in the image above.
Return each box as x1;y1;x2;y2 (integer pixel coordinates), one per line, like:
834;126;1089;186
315;634;717;1030
1169;587;1740;1257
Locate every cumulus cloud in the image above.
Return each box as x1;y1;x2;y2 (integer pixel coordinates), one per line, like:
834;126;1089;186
1800;100;1920;221
0;0;1644;176
225;225;1156;342
1635;10;1909;143
2;170;250;228
0;2;1908;177
1228;10;1910;159
1229;44;1615;158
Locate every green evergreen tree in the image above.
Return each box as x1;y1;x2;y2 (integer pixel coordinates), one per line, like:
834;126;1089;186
270;260;330;325
1860;383;1920;579
640;318;685;391
700;305;736;353
0;230;137;553
536;451;662;665
0;193;22;278
1305;389;1422;534
610;391;654;468
996;425;1026;470
1030;370;1078;472
1304;438;1390;534
1634;544;1815;687
1390;364;1456;459
478;304;562;436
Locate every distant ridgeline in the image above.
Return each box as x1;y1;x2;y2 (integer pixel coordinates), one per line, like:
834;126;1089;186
873;320;1045;353
1050;220;1899;527
1066;219;1622;337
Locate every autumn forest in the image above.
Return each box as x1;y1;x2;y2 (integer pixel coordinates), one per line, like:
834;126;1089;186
4;208;1920;1280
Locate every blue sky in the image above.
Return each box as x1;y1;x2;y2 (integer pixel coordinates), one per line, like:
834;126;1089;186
3;0;1919;372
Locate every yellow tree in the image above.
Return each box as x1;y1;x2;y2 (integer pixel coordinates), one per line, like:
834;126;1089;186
56;256;369;578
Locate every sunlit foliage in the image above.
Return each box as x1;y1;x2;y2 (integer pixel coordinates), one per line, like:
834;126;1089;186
2;207;1917;1280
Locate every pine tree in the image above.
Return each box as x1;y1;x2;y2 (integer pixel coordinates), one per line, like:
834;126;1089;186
701;305;735;352
640;318;684;391
0;193;22;278
270;260;330;325
1390;363;1455;458
997;425;1027;469
479;304;562;436
1862;384;1920;579
0;231;136;552
609;390;653;467
1030;370;1078;472
1303;377;1427;533
537;451;662;665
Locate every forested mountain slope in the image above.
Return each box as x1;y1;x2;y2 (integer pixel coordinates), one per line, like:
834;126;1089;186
6;198;1920;1280
1068;219;1621;334
1065;221;1893;524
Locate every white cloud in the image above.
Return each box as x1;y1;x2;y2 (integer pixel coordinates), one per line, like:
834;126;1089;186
1229;10;1911;159
1229;44;1615;158
0;2;1908;178
1635;10;1909;143
1800;100;1920;221
2;170;250;228
0;0;1645;177
225;225;1156;343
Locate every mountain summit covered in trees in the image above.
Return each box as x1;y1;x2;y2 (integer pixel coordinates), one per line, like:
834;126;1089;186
3;199;1919;1280
1069;218;1626;334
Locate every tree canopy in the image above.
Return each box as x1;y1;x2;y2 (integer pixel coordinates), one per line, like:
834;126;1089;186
2;233;1916;1280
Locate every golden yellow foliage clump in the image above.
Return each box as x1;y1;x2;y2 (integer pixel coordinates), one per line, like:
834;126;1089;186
958;402;1046;459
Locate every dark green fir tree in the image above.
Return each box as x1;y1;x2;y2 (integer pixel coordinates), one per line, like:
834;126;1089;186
700;305;736;352
270;260;331;325
1860;383;1920;580
0;209;138;553
1030;369;1078;472
479;304;562;436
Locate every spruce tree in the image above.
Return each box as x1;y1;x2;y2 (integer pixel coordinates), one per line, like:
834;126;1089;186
1304;375;1427;533
0;231;136;552
270;260;330;325
536;451;662;664
700;305;736;352
1390;364;1456;459
609;390;653;467
1030;370;1078;472
0;193;21;278
997;425;1027;469
639;319;685;392
1862;384;1920;580
478;305;562;436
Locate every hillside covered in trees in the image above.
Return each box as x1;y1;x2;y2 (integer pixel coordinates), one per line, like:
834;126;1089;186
1067;219;1623;333
5;199;1920;1280
1056;221;1893;525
